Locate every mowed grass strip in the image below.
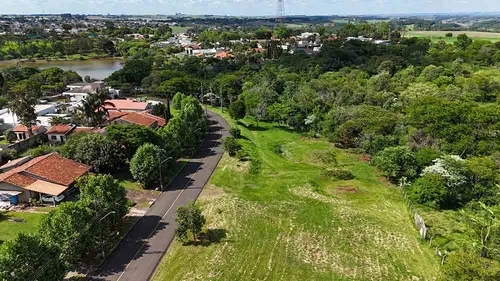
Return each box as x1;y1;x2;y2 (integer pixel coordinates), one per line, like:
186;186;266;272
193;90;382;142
152;109;439;281
407;30;500;43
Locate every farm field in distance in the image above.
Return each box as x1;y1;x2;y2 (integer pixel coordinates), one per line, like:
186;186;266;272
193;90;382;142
407;30;500;42
152;109;440;281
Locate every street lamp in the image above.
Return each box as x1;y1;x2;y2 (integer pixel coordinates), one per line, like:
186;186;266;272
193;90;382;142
99;211;116;260
158;152;173;192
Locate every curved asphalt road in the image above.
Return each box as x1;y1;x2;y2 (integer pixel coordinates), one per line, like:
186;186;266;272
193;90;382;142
90;110;230;281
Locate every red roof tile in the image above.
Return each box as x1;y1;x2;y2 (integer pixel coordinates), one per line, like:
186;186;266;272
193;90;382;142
0;153;90;188
104;99;150;111
139;112;167;127
46;124;75;135
119;112;157;127
13;125;42;133
107;111;129;121
24;153;91;186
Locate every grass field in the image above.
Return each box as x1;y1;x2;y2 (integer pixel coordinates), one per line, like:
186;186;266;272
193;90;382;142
0;211;45;244
152;109;440;281
407;31;500;43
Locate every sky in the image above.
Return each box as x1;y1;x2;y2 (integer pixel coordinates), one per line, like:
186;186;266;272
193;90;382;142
3;0;500;16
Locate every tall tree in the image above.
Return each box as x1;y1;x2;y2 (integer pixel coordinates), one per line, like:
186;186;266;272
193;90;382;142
7;80;40;136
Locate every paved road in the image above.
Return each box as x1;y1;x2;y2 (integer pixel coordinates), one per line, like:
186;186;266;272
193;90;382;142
90;111;229;281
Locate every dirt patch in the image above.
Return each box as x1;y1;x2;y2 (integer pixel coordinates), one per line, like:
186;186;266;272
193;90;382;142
359;154;371;162
126;189;159;210
336;186;358;193
377;176;391;185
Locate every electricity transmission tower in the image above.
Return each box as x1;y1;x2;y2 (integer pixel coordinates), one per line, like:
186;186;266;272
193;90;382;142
276;0;285;24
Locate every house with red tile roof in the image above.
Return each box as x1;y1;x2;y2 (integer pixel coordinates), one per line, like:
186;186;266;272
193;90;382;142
12;125;47;142
46;124;75;143
104;99;152;112
106;111;167;129
46;124;106;144
0;153;91;203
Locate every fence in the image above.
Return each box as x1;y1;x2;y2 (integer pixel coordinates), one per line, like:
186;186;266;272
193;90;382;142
5;134;47;153
397;177;447;265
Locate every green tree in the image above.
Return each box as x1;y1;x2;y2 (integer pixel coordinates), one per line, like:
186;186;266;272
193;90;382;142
7;80;40;136
130;143;166;187
172;92;186;110
78;90;113;127
372;146;418;182
409;173;448;208
461;202;500;258
77;174;128;220
175;201;206;242
106;124;162;159
456;33;473;50
38;202;95;268
0;233;66;281
229;99;246;121
61;133;126;172
273;26;290;40
150;102;169;120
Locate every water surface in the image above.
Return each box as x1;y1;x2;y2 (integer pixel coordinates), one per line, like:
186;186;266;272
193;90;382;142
0;58;123;80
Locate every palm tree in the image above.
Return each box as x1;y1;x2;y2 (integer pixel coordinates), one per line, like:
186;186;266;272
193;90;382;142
78;89;114;127
49;116;69;126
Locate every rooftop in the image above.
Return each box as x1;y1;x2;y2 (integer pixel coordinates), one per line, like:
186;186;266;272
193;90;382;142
104;99;150;111
0;153;91;195
46;124;75;135
12;125;43;133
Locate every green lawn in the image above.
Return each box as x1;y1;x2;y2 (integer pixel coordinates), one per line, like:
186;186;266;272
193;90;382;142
407;30;500;43
152;109;440;281
170;26;189;34
0;212;46;244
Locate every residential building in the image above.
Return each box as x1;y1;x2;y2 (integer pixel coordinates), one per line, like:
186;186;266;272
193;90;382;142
0;103;58;130
46;124;75;143
63;82;104;102
12;125;47;142
107;111;167;129
46;124;105;144
0;153;91;204
104;99;152;112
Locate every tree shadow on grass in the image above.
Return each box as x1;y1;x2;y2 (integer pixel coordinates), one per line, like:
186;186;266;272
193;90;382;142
240;122;268;132
182;228;228;247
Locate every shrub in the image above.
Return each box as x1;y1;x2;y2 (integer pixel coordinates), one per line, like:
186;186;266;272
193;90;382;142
268;141;285;156
235;149;249;161
130;143;165;187
372;146;417;182
26;145;57;157
409;173;448;208
229;100;246;121
0;149;18;162
229;128;241;139
4;130;16;143
321;168;355;180
223;136;241;157
445;32;453;37
311;150;337;165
